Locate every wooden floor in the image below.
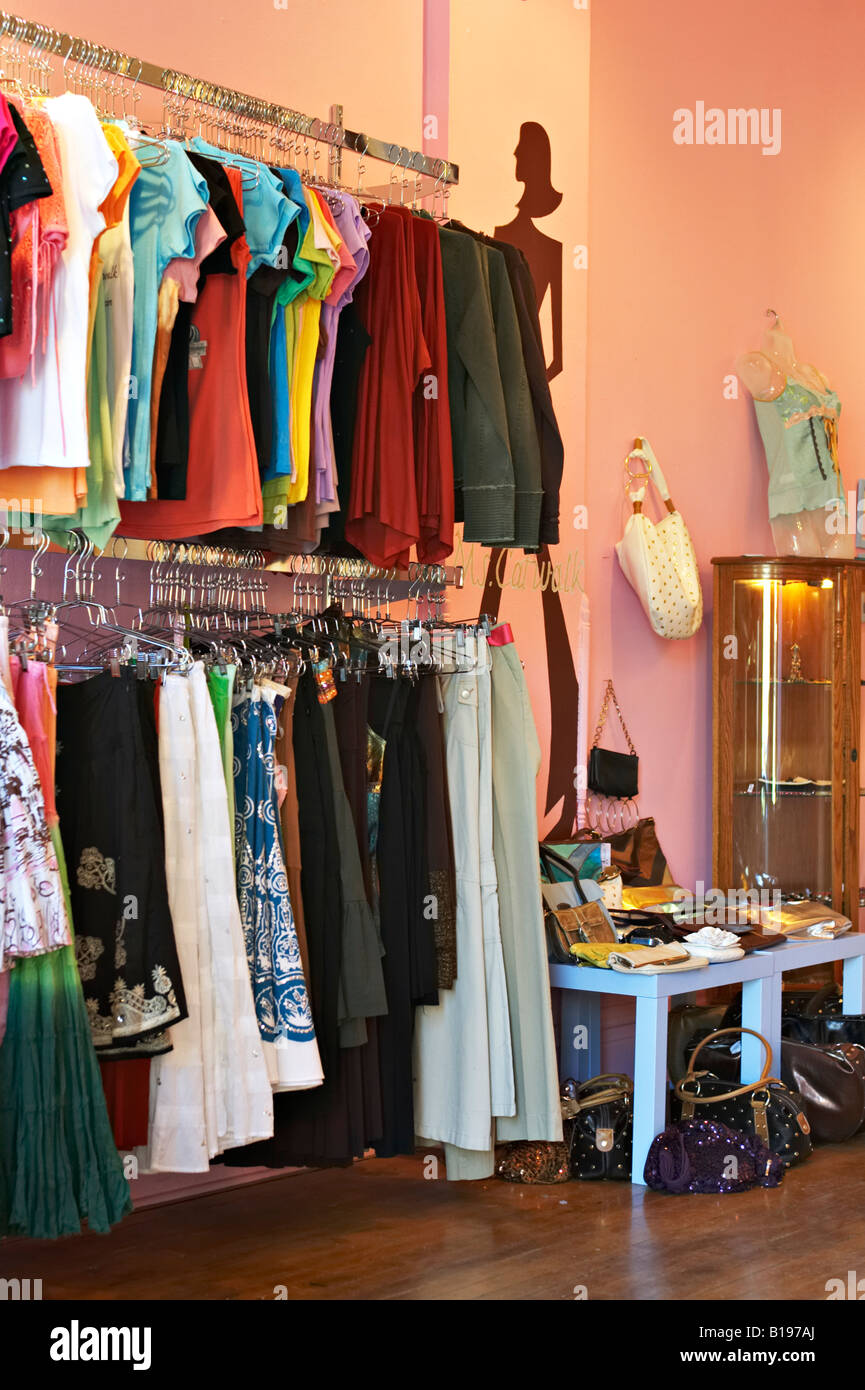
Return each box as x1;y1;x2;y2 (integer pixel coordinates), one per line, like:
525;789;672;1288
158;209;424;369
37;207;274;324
3;1138;864;1300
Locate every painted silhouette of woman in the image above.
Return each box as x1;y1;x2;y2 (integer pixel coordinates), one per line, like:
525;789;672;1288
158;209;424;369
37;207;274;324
495;122;564;382
484;121;579;838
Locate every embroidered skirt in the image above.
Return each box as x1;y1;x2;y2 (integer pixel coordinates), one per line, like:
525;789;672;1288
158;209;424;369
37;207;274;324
56;670;186;1055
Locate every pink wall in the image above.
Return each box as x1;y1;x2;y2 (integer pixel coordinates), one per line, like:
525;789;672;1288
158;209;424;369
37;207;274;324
587;0;865;892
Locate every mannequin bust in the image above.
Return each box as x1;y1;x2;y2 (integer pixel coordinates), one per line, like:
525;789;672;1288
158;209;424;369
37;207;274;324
736;314;831;402
736;313;851;558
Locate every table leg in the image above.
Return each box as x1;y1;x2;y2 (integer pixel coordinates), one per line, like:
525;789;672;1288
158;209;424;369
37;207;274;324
559;990;602;1083
741;973;778;1080
843;953;865;1014
631;996;668;1185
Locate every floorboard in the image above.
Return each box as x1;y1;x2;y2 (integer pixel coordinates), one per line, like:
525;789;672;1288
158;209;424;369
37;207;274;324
2;1138;862;1300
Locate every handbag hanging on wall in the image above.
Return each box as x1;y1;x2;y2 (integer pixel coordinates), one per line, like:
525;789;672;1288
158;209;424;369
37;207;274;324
615;437;703;641
588;679;639;799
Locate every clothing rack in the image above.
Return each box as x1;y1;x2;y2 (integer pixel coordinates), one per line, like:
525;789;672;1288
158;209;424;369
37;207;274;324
0;10;459;186
0;532;466;633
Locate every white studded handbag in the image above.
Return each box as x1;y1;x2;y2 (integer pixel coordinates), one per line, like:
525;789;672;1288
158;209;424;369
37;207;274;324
615;438;703;641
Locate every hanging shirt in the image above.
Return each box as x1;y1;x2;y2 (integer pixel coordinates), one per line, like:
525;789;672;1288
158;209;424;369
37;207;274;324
263;189;335;510
345;206;431;567
44;125;141;548
162;202;226;305
315;299;371;558
0;94;117;475
265;178;317;487
151;152;246;502
0;92;16;175
124;141;209;500
189;138;292;276
146;207;228;497
119;164;262;538
397;208;454;563
98;199;136;498
87;124;140;370
245;183;302;476
438;225;515;544
272;166;314;300
0;101;67;380
0;102;52;344
313;192;368;522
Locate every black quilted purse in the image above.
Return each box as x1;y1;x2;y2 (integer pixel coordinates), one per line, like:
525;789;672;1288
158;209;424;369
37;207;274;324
561;1074;633;1179
672;1027;812;1167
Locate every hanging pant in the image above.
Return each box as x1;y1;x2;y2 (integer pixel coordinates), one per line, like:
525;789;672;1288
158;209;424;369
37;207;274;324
491;640;563;1143
413;637;514;1179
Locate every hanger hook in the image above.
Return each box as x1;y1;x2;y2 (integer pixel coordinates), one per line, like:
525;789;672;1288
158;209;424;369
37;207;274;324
30;528;50;600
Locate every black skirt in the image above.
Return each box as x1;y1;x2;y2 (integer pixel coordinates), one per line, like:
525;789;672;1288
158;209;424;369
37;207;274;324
56;671;186;1057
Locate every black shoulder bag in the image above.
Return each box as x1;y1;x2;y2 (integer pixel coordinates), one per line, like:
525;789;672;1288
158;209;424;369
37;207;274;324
588;679;639;799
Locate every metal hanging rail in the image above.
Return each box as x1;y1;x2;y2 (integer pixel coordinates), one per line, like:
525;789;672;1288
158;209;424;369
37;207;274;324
0;10;459;185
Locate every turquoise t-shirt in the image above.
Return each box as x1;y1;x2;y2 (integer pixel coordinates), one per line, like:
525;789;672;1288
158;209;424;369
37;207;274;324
124;142;209;501
190;138;293;277
274;166;313;302
264;167;314;484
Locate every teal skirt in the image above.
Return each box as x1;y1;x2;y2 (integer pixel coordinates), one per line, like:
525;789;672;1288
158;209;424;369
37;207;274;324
0;826;133;1239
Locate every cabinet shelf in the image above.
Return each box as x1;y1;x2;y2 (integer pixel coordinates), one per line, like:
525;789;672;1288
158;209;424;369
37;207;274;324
714;557;861;922
734;789;832;798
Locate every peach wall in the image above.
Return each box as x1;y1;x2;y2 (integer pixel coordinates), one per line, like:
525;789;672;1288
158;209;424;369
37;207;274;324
10;0;423;147
8;0;591;838
448;0;590;837
587;0;865;892
19;0;864;881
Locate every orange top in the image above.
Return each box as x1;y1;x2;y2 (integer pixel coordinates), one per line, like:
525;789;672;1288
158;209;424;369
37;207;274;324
118;164;263;537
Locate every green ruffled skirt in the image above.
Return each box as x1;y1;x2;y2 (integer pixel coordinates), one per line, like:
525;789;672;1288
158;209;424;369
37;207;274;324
0;826;133;1239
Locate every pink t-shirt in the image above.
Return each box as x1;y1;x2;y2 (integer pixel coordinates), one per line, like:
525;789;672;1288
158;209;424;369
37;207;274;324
0;92;16;175
163;203;226;303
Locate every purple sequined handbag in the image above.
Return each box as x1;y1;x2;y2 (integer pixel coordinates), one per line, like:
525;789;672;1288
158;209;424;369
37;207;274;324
643;1118;785;1193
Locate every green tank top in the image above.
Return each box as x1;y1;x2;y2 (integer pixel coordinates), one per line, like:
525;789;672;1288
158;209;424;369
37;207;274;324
754;379;842;519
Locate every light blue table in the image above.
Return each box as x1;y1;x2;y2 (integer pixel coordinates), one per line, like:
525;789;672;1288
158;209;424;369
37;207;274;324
550;954;777;1184
551;932;865;1185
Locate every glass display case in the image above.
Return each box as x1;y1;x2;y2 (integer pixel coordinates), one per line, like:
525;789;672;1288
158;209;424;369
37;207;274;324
712;557;863;922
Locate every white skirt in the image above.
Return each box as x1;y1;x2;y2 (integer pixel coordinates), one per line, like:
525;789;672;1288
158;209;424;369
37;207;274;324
137;663;274;1173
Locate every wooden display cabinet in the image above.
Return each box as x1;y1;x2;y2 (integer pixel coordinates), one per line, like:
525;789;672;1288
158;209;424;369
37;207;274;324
712;557;863;925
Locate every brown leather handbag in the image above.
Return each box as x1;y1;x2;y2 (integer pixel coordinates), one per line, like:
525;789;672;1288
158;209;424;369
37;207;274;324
780;1040;865;1144
680;1027;865;1144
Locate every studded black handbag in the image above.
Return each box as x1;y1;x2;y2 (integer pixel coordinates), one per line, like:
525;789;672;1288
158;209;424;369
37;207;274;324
672;1027;812;1167
561;1074;633;1179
